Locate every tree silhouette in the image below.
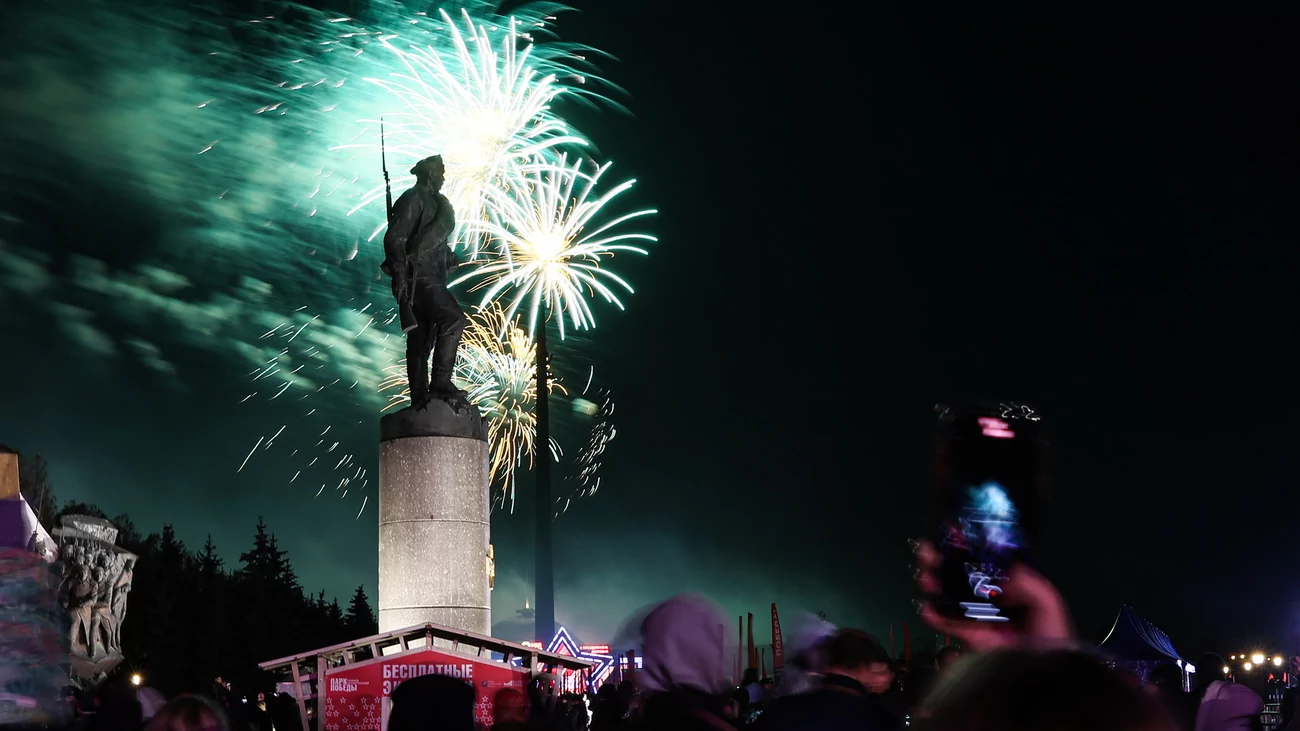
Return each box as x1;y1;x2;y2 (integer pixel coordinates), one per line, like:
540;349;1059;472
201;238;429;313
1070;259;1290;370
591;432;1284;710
55;501;107;521
194;535;231;688
122;526;192;695
235;517;316;671
197;535;224;579
112;514;143;552
16;453;56;530
345;586;378;638
238;518;302;593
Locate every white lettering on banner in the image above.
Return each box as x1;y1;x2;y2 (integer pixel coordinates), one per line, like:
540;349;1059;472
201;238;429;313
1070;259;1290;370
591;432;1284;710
328;678;359;693
380;663;476;685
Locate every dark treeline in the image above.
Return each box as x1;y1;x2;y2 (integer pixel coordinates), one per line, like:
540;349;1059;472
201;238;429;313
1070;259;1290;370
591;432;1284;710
17;452;377;698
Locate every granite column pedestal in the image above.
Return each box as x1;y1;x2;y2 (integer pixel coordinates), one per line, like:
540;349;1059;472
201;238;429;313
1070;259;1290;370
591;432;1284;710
378;401;491;635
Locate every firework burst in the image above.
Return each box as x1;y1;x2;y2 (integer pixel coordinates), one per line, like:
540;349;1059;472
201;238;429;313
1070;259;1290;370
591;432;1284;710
453;154;656;338
377;305;565;509
337;9;587;257
150;1;639;516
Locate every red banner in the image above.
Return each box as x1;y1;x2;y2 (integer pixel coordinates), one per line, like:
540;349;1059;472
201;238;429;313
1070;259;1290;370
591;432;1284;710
322;647;530;730
770;603;785;677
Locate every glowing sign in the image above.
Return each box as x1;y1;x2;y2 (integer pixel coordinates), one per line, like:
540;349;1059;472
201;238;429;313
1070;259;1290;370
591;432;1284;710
579;644;611;656
545;627;615;690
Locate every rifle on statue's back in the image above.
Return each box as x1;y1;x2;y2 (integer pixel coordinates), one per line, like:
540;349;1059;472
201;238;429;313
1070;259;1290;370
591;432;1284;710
379;118;418;333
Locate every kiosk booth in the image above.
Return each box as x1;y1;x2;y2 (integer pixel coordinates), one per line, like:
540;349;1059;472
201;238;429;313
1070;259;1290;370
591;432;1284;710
260;622;594;731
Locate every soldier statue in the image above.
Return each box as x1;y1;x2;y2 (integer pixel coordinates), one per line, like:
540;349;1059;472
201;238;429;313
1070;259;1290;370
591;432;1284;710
382;154;471;412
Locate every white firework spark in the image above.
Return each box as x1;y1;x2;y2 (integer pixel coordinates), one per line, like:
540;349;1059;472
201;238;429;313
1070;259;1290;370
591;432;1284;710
453;153;656;339
337;9;587;257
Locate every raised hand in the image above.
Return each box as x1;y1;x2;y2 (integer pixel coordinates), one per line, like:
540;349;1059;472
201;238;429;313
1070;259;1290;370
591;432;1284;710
912;538;1074;651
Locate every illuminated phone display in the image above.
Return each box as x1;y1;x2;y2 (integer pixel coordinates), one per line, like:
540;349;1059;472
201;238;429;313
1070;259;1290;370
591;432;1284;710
932;404;1047;622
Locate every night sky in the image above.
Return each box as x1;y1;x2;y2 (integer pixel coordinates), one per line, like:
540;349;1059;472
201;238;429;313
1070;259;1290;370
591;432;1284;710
2;1;1298;657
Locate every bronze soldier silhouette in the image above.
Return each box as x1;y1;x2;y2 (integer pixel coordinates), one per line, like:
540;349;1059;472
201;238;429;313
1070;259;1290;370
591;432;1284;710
382;155;470;412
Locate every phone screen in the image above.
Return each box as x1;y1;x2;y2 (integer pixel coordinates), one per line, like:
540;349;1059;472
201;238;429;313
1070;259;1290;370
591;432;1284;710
932;405;1046;622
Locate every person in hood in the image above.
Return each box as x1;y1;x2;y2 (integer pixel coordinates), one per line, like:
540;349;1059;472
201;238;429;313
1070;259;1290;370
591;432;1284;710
636;595;734;731
1193;669;1264;731
1166;653;1263;731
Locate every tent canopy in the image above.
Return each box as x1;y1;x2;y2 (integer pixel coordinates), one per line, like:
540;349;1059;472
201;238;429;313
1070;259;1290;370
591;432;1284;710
1099;605;1186;666
0;494;56;560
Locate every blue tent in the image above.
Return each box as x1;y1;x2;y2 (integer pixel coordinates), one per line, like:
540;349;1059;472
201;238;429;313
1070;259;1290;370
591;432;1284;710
1100;605;1186;665
1099;606;1191;686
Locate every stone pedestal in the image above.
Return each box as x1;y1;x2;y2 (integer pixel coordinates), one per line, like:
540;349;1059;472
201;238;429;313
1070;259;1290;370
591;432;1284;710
378;400;491;635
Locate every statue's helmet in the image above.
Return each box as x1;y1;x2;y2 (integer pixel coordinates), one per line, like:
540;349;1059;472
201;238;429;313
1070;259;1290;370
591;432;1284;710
410;155;444;178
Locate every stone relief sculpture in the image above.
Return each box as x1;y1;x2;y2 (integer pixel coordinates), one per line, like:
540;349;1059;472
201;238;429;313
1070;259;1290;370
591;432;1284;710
53;515;137;689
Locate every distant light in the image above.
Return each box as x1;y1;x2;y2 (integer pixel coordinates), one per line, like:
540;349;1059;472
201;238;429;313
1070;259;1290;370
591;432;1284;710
1244;662;1254;671
130;674;142;687
1223;666;1231;674
1230;655;1237;660
1252;653;1265;664
1274;657;1284;667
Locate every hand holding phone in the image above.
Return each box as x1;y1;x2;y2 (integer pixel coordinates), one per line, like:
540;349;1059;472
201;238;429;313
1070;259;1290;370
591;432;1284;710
913;539;1073;651
929;402;1047;622
915;402;1073;648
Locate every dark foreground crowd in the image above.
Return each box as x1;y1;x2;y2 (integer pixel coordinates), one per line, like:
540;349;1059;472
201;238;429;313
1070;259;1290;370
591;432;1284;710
22;542;1290;731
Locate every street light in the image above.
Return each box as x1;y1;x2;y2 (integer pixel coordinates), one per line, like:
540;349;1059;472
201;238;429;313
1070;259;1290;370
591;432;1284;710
130;673;142;687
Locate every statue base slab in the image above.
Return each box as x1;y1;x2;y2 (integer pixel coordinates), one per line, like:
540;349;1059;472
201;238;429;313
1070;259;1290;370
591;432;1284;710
380;399;487;442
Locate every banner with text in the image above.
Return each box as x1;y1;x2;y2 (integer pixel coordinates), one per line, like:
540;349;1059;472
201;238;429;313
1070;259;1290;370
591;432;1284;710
771;603;785;681
322;648;529;730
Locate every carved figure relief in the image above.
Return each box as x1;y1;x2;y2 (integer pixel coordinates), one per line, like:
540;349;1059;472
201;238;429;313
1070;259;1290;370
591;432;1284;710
53;516;136;689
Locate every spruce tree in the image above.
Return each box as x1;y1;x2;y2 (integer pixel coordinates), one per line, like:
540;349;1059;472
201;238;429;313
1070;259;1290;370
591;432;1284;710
197;535;224;580
345;585;378;637
112;514;143;553
159;525;189;578
194;535;230;687
237;518;308;662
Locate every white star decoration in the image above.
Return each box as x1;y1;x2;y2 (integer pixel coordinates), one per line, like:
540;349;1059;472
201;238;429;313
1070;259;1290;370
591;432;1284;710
545;626;615;690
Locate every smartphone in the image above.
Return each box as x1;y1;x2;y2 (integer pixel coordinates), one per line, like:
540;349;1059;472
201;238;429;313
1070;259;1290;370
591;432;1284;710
930;402;1048;622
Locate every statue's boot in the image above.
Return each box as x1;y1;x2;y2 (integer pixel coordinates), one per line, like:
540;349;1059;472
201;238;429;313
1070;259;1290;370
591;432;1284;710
430;362;470;414
431;368;469;401
429;313;468;402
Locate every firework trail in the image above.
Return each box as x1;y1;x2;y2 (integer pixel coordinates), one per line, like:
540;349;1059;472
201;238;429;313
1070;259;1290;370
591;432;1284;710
558;368;617;516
